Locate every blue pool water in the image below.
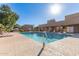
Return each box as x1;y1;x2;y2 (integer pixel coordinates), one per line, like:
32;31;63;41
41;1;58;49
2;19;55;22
21;32;68;44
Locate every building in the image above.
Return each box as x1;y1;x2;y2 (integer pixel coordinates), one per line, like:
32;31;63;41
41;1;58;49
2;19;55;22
21;24;33;32
35;13;79;33
64;13;79;33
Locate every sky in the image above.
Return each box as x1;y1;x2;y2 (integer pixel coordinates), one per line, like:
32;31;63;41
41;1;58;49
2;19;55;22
0;3;79;26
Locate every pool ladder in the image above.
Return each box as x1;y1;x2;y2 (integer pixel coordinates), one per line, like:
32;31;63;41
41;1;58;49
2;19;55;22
37;32;47;56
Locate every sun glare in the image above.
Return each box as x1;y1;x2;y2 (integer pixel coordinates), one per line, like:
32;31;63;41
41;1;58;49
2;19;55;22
50;4;62;15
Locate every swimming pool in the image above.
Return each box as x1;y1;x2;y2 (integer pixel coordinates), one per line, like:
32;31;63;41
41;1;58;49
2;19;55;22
21;32;68;44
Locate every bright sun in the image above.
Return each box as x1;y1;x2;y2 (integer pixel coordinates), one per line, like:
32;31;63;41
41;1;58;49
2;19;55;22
50;4;62;15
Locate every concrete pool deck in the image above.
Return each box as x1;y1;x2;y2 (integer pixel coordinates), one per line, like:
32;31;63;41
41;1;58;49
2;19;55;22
0;32;79;56
41;37;79;56
0;32;42;56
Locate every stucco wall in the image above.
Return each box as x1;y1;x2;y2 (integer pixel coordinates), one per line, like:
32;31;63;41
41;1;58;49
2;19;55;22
65;13;79;25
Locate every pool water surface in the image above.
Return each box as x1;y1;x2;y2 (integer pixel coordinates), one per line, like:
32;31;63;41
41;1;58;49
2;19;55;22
21;32;68;44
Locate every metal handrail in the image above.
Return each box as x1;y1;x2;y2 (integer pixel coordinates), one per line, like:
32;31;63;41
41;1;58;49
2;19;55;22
37;31;47;56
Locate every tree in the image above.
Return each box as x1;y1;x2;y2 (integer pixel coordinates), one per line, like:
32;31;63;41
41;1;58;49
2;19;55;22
0;5;19;32
14;24;21;29
0;24;5;35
